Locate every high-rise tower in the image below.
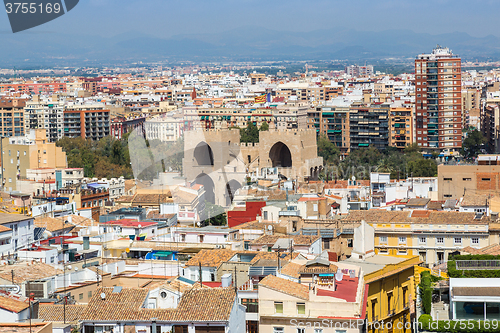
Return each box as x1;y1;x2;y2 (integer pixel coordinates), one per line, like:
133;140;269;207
415;46;462;150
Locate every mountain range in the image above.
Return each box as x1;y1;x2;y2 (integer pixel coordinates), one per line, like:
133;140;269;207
1;26;500;66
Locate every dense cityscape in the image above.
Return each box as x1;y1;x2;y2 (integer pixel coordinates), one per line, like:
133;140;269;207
4;1;500;333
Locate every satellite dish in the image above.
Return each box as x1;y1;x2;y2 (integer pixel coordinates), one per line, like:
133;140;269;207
74;267;78;271
268;225;273;231
100;292;106;300
138;224;142;229
352;176;356;181
67;265;72;270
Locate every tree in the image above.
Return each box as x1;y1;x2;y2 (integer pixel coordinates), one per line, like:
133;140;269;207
240;122;260;143
203;201;227;226
260;122;269;131
461;129;486;160
317;134;340;164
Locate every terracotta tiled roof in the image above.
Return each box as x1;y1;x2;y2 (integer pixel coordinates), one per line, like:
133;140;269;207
124;179;136;192
230;220;274;230
80;287;236;322
342;210;486;224
80;287;149;321
259;275;309;300
461;244;500;256
0;295;29;313
250;251;299;264
175;287;236;321
461;194;489;207
250;234;321;246
427;201;444;210
34;216;75;232
184;249;236;267
406;198;430;207
279;262;303;278
38;304;86;323
0;225;12;233
115;195;135;203
0;262;62;284
133;193;172;204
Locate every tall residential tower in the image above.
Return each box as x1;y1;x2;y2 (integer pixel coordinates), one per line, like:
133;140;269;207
415;46;462;151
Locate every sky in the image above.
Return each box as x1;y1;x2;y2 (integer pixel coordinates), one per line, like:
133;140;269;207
0;0;498;38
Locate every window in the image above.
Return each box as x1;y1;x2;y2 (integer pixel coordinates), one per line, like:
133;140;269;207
88;291;92;298
398;249;407;255
180;234;186;242
273;328;284;333
379;236;388;243
347;238;353;247
463;178;471;181
444;178;452;181
296;329;305;333
297;302;305;315
454;237;462;245
419;237;426;244
387;292;393;314
79;293;83;300
314;330;323;333
241;298;258;313
399;236;406;244
274;302;283;314
482;178;491;181
198;235;204;243
472;238;479;245
436;237;444;244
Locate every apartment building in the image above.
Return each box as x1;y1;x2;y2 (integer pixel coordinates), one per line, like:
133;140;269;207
415;46;462;151
258;261;367;333
63;106;110;141
110;115;145;139
346;65;374;77
308;105;350;154
144;114;184;143
24;95;64;142
1;129;66;192
462;87;481;129
346;256;420;333
343;210;490;267
0;98;26;137
389;106;414;149
482;104;500;153
349;103;389;150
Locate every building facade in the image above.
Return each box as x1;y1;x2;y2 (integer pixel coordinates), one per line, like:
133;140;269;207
415;46;462;151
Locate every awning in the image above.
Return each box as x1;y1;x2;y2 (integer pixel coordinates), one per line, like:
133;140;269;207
153;251;173;257
319;273;334;277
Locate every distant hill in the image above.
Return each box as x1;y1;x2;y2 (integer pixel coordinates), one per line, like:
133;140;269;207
1;27;500;66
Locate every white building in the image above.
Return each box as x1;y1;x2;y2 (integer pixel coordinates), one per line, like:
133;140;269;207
0;214;35;254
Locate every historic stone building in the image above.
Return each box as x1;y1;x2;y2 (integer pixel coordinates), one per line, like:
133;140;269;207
183;126;323;207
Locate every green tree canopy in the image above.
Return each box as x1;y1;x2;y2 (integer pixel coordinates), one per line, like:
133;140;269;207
317;134;340;164
461;129;486;160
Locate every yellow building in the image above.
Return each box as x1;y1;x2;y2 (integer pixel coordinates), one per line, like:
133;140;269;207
343;210;490;266
389;106;414;150
1;129;67;192
363;256;420;333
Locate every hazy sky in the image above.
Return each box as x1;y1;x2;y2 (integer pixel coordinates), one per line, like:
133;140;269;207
1;0;498;37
